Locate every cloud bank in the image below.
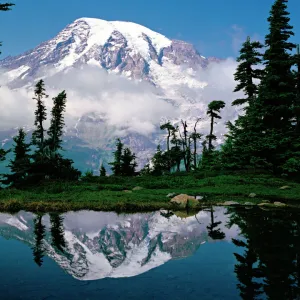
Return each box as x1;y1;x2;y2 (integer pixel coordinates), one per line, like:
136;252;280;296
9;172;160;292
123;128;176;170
0;58;244;141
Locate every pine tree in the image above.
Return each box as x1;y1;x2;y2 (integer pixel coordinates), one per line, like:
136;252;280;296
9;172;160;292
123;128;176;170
190;118;202;170
206;100;225;151
32;80;48;153
257;0;296;172
47;91;67;152
50;214;66;253
260;0;296;129
294;44;300;135
109;138;123;176
160;121;175;152
232;36;264;108
2;128;31;186
100;165;106;176
0;2;14;11
120;147;137;176
32;214;46;267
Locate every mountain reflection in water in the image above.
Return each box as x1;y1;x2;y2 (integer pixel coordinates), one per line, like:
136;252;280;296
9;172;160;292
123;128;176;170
1;207;300;299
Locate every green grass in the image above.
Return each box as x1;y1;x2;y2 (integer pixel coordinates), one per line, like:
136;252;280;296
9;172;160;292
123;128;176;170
0;172;299;212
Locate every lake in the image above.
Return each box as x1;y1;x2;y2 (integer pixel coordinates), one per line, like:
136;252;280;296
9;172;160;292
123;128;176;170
0;206;299;299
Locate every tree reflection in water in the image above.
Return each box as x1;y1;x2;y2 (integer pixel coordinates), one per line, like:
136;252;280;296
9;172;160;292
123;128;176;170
32;214;46;267
228;207;300;300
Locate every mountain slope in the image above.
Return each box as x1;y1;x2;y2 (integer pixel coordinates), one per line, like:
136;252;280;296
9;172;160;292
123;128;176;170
0;18;225;172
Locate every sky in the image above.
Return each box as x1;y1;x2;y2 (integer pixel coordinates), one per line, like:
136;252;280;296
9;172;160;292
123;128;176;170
1;0;300;59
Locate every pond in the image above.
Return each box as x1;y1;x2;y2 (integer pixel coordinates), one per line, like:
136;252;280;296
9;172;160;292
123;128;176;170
0;207;299;299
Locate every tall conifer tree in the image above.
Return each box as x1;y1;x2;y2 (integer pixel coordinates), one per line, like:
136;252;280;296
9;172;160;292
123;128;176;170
32;80;48;153
47;91;67;152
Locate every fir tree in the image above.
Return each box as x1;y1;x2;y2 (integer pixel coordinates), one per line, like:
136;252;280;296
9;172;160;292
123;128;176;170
232;36;264;108
120;147;137;176
109;138;123;176
260;0;296;129
160;121;175;152
257;0;296;172
50;214;66;253
100;165;106;176
190;118;202;170
47;91;67;152
32;80;48;153
32;214;46;267
206;100;225;151
2;128;31;186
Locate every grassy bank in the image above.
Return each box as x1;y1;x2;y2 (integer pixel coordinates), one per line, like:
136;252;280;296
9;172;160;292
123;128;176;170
0;172;300;212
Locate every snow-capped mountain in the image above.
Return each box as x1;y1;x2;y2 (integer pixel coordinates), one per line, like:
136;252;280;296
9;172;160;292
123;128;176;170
0;18;226;172
0;209;239;280
1;18;218;91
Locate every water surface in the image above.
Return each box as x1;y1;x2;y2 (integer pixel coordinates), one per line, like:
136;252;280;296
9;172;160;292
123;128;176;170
0;207;299;299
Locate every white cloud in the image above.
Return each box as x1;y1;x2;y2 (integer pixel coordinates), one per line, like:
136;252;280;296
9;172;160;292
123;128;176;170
0;59;246;143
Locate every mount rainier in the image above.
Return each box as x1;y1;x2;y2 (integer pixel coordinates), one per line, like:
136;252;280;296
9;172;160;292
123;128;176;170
0;17;237;172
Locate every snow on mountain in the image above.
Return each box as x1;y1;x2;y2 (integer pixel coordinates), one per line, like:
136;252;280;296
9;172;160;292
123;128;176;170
0;209;239;281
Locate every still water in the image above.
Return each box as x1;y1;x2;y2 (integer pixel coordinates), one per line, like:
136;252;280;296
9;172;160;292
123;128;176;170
0;207;299;299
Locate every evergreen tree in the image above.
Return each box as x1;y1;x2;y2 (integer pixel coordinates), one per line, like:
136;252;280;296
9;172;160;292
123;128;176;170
50;214;66;253
32;80;48;153
206;100;225;151
2;128;31;186
190;118;202;170
0;148;9;162
295;44;300;135
232;36;264;107
151;145;169;175
100;165;106;176
47;91;67;152
257;0;297;172
160;121;175;152
109;138;123;176
0;2;14;11
120;147;137;176
206;206;226;240
32;214;46;267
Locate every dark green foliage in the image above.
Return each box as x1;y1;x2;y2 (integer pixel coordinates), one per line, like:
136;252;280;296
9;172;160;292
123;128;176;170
160;121;175;152
0;2;14;11
206;206;225;240
1;128;31;187
50;214;66;253
32;214;46;267
100;165;106;176
47;91;67;152
120;147;137;176
232;36;264;107
109;138;123;176
31;80;48;153
0;148;9;162
206;100;225;152
109;139;137;176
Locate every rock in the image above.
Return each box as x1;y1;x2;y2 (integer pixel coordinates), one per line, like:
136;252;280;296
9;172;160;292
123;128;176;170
249;193;257;198
170;194;196;208
166;193;176;198
262;200;270;203
123;190;132;193
132;186;143;191
222;201;240;206
258;203;272;207
244;202;255;206
196;196;204;201
274;201;286;207
279;186;291;190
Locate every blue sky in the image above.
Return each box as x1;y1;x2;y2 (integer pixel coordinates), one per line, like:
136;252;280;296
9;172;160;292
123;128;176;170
0;0;300;59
